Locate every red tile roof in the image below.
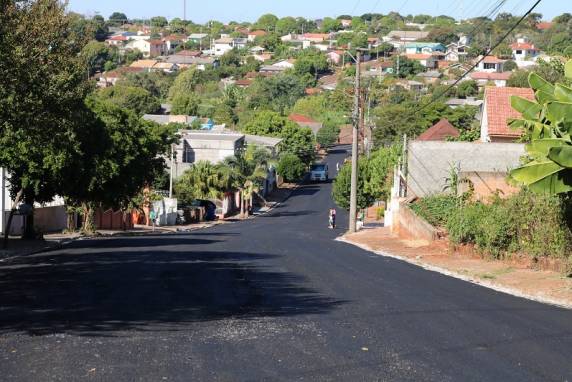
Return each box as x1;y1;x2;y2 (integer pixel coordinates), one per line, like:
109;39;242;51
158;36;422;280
288;114;318;123
470;71;512;80
536;22;553;30
248;30;267;37
511;42;537;50
302;33;329;40
482;55;504;64
485;87;535;138
108;35;128;41
148;39;166;45
406;53;433;60
417;119;460;141
235;79;253;87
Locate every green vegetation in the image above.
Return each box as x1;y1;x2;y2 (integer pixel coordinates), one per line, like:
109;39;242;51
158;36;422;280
276;154;306;182
509;60;572;194
332;146;400;210
97;85;161;116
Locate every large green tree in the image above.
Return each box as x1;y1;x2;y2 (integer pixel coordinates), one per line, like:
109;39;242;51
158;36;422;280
97;85;161;116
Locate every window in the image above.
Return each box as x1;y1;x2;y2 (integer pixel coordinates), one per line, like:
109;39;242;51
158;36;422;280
516;50;522;55
483;63;496;70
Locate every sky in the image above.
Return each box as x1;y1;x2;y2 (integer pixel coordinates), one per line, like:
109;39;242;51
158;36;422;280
68;0;563;23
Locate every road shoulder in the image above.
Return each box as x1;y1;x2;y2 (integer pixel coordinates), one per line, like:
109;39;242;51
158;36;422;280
339;227;572;309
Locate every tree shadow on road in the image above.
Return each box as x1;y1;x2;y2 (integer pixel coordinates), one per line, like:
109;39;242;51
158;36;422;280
0;241;346;337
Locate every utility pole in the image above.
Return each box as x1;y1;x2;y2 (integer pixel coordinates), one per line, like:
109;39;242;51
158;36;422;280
349;51;361;233
169;144;174;198
183;0;187;21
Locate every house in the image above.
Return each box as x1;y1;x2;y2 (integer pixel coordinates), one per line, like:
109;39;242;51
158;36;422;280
127;39;168;57
247;30;267;42
340;19;352;28
417;119;460;141
511;37;539;62
384;30;429;43
213;37;247;56
480;87;535;143
260;59;296;73
152;62;179;73
106;35;129;46
445;42;469;62
165;55;216;70
188;33;209;43
288;114;323;135
536;22;553;31
469;71;511;87
417;70;442;84
405;42;446;54
130;59;159;71
97;66;144;88
301;33;331;43
476;56;505;72
405;54;438;69
163;35;185;54
234;79;253;88
171;131;245;177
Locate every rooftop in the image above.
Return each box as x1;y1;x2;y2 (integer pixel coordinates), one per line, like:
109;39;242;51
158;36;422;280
484;87;535;138
470;71;512;81
417;119;460;141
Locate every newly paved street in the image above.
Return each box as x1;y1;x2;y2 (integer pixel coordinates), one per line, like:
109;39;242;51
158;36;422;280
1;148;572;381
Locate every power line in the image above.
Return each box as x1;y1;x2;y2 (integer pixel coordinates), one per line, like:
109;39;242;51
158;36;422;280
412;0;543;114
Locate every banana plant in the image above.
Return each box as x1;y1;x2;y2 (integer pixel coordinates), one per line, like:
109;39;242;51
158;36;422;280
509;60;572;195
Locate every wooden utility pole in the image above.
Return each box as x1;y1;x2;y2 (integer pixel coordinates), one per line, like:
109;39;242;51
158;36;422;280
349;51;361;233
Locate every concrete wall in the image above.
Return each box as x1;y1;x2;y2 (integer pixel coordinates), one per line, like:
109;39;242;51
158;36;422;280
3;206;68;235
407;141;525;198
391;200;438;242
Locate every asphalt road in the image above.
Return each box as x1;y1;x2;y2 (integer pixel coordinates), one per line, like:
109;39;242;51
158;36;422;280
1;147;572;381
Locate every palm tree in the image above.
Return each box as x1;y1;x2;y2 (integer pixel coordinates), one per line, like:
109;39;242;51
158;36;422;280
175;161;235;204
224;146;273;218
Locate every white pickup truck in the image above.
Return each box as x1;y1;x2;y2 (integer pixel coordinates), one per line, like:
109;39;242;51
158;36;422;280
310;163;329;182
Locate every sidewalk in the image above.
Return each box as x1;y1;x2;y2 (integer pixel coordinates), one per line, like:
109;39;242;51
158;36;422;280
340;226;572;309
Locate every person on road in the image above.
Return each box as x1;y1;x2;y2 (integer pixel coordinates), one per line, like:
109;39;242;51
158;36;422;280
336;162;340;172
329;208;336;229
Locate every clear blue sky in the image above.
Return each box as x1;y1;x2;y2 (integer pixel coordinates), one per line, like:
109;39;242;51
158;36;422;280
68;0;563;23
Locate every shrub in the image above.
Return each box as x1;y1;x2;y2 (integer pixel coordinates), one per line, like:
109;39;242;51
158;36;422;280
410;195;458;227
276;153;306;182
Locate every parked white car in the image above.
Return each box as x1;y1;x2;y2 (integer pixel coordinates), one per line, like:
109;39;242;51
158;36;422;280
310;163;329;182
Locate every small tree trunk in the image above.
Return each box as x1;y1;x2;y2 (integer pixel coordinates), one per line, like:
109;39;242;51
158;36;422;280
22;194;35;240
81;202;96;234
240;190;246;219
2;188;24;249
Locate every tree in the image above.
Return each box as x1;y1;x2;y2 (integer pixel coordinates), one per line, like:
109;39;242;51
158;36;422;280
80;41;113;76
393;56;424;78
65;97;174;232
278;123;316;165
321;17;342;33
294;49;329;81
426;26;458;45
169;68;205;100
108;12;128;26
509;60;572;194
0;0;94;242
242;110;289;136
456;80;478;98
171;93;200;115
255;14;279;31
276;153;305;182
332;160;375;210
97;85;161;116
508;70;530;88
175;161;235;203
150;16;168;28
121;71;176;100
276;17;298;35
316;124;340;148
246;74;306;113
212;102;236;126
504;60;518;71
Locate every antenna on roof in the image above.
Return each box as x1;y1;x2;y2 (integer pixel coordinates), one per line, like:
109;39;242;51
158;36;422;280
183;0;187;21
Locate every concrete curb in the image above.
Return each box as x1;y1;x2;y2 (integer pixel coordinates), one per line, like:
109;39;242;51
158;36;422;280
336;236;572;310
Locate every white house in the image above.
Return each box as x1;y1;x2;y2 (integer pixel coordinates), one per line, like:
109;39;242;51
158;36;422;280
476;56;505;73
511;37;539;62
213;37;247;56
272;59;296;69
126;39;168;58
445;42;469;62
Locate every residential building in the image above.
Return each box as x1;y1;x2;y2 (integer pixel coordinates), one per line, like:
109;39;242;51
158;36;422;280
165;55;216;70
288;114;323;135
404;42;446;54
416;119;460;141
340;19;352;28
384;30;429;43
247;30;267;42
417;70;442;84
405;53;438;69
105;35;129;47
445;42;469;62
511;37;539;61
318;74;338;91
187;33;209;43
97;67;144;88
470;71;511;87
130;59;159;71
213;37;247;56
301;33;331;43
163;35;185;54
476;56;505;72
327;50;345;65
126;39;168;57
536;22;553;31
171;131;246;177
480;87;535;143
